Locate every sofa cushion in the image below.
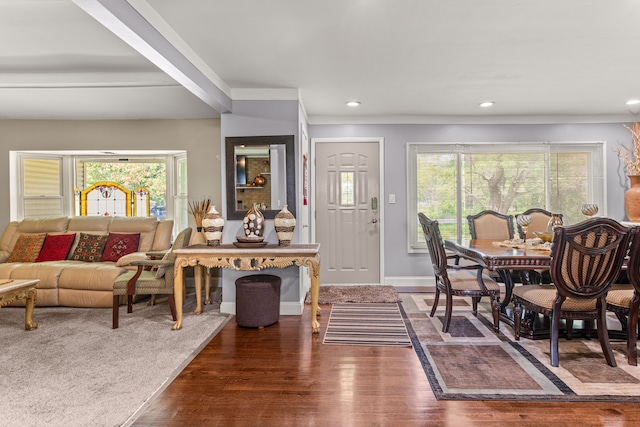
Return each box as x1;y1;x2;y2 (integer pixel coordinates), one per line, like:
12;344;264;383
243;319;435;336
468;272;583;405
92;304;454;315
101;233;140;262
70;233;108;262
109;217;158;252
6;233;46;263
36;233;76;262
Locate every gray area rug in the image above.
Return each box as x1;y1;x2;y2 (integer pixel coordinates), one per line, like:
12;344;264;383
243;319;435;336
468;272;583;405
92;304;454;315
304;285;400;304
0;286;231;427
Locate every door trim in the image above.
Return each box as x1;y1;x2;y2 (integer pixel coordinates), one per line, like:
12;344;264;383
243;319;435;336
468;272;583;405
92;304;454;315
310;137;385;285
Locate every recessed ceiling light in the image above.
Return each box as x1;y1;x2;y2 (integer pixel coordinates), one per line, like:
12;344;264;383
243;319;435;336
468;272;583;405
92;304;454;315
626;99;640;106
346;101;361;107
479;101;495;108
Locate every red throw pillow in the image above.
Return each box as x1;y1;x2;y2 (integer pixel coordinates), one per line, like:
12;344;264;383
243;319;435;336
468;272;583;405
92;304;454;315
101;233;141;262
35;234;76;262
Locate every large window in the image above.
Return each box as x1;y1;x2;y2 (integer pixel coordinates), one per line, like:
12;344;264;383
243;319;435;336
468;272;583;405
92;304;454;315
407;142;606;252
13;151;187;235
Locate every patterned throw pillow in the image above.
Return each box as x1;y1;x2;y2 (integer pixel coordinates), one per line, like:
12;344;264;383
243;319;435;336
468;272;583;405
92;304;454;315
6;233;47;263
35;233;76;262
101;233;141;262
70;233;108;262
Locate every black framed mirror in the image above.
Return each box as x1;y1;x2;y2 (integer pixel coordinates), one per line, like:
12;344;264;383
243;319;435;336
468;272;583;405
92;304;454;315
225;135;296;220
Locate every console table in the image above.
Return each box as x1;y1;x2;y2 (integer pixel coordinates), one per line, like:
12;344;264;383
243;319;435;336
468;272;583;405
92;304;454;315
0;279;39;330
172;243;321;333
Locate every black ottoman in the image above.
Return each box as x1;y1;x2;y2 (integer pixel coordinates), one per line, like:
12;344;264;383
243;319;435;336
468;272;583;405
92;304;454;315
235;274;281;328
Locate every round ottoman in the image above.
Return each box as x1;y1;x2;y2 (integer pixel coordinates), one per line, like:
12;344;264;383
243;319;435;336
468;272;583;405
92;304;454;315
235;274;281;328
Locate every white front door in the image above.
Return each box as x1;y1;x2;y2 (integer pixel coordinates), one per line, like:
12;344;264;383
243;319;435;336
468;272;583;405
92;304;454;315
314;139;382;284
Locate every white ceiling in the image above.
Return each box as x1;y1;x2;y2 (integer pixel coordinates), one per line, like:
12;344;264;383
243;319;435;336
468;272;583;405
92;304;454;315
3;0;640;124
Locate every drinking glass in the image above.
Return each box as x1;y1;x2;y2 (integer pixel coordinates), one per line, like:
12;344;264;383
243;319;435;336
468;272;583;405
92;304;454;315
517;214;532;243
581;203;598;218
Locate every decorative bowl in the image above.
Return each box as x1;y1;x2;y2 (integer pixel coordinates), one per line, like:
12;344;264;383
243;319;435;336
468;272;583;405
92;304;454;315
533;231;553;243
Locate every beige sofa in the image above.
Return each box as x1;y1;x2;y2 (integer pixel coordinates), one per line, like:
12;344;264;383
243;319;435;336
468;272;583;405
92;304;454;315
0;216;173;307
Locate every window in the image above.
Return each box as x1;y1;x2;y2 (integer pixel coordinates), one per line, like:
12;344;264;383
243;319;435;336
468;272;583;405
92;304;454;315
13;151;188;235
407;142;605;252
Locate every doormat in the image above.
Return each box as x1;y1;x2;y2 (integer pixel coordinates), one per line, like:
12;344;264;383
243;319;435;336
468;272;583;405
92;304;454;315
304;285;400;304
401;293;640;401
323;303;412;347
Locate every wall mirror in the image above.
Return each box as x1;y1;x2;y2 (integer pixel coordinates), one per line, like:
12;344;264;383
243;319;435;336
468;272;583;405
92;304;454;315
225;135;296;220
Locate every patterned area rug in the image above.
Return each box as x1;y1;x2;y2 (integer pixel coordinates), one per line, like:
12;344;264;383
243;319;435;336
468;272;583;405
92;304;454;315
304;285;400;304
401;293;640;401
324;303;412;347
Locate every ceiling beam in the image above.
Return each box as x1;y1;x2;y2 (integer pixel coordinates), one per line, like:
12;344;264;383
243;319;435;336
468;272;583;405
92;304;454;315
73;0;232;114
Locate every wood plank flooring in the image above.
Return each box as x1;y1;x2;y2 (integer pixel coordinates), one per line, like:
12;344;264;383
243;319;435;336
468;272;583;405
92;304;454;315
132;301;640;427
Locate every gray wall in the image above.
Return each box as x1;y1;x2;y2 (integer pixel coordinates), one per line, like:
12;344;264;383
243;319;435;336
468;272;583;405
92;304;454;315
309;122;633;278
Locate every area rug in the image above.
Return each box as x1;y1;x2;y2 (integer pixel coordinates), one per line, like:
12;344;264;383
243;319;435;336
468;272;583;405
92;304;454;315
304;285;400;304
324;303;412;347
401;293;640;401
0;287;231;427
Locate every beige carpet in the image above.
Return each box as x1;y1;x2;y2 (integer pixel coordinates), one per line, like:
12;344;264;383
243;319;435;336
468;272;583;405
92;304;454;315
402;293;640;401
304;285;400;304
0;286;231;427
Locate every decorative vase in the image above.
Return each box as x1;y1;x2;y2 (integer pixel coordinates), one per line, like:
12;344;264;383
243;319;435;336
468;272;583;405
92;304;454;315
546;213;563;234
202;205;224;246
274;205;296;246
625;175;640;222
243;203;264;238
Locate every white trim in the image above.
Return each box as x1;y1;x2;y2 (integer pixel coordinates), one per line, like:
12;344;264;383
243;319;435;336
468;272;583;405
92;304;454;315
311;137;385;285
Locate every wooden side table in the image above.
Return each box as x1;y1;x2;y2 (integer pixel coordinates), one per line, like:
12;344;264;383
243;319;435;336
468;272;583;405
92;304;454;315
0;279;40;330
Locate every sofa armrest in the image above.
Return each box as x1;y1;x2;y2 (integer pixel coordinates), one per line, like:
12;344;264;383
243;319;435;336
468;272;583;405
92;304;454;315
0;250;9;263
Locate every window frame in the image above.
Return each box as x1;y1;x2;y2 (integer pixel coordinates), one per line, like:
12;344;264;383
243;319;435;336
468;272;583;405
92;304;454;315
407;141;606;253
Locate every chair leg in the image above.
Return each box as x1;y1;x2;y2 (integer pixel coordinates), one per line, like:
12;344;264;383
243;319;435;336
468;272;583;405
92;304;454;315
566;319;573;340
628;294;640;366
472;297;479;315
490;294;500;332
168;294;177;321
442;293;453;333
112;295;119;329
127;295;133;313
513;302;522;340
430;288;440;317
550;300;564;367
596;299;616;367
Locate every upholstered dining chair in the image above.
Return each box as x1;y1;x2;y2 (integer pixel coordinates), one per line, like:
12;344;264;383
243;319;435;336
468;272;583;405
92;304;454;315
512;218;637;367
112;227;192;329
467;210;515;240
515;208;559;240
606;232;640;365
418;213;501;333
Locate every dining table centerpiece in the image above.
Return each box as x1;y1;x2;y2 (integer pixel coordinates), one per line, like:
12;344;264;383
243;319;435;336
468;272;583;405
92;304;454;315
618;119;640;221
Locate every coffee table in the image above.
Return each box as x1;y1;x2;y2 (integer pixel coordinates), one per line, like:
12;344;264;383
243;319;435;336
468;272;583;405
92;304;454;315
0;279;39;330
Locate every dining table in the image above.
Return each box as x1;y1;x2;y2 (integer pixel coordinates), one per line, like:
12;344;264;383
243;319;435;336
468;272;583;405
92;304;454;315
444;238;554;339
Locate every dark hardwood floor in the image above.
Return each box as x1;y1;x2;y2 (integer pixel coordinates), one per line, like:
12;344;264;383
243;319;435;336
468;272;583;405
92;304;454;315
132;300;640;427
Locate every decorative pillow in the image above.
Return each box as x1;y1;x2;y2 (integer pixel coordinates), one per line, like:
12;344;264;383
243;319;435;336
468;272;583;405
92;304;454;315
101;233;141;262
6;233;46;263
70;233;108;262
155;251;171;278
35;233;76;262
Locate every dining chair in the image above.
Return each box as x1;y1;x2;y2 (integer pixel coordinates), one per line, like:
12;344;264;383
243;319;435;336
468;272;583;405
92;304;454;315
512;217;637;367
467;210;515;240
606;231;640;365
418;213;501;333
515;208;559;240
112;227;192;329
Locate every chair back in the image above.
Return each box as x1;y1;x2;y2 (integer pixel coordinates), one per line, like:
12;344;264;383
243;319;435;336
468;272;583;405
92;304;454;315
467;210;514;240
550;218;637;300
516;208;558;239
418;213;450;284
624;225;640;294
164;227;193;283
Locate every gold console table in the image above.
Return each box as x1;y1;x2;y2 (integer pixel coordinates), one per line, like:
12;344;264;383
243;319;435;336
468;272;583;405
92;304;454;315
172;243;321;333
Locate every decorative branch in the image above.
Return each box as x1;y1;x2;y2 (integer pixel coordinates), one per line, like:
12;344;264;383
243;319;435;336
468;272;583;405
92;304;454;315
188;197;211;227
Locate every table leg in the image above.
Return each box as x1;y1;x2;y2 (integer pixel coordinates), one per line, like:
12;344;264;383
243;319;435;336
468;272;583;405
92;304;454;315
24;288;37;331
310;260;321;333
194;265;204;314
172;263;185;330
204;268;212;305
